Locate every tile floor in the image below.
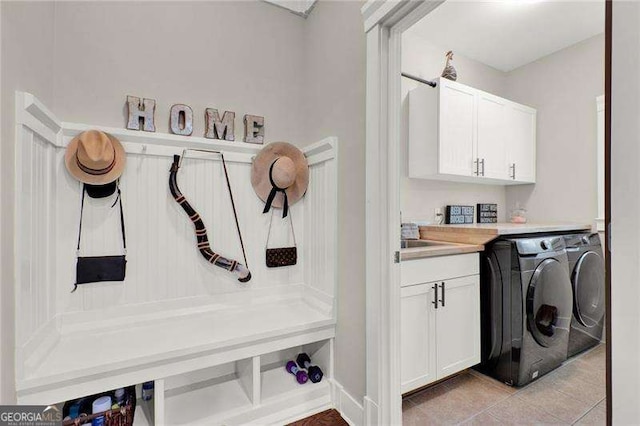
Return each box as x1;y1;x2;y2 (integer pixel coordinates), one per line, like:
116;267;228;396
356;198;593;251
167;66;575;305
403;344;606;425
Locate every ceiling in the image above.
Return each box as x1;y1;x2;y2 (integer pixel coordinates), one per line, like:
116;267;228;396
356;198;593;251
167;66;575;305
404;1;605;72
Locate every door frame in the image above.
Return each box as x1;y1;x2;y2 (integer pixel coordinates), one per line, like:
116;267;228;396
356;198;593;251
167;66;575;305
362;2;443;424
361;1;612;425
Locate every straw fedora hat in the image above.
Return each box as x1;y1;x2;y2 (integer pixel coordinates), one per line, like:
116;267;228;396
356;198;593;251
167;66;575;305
65;130;126;185
251;142;309;216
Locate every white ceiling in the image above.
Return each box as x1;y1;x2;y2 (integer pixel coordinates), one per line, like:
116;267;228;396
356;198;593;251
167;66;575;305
404;1;605;72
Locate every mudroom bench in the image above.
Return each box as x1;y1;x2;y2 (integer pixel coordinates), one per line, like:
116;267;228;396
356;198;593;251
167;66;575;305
13;92;338;425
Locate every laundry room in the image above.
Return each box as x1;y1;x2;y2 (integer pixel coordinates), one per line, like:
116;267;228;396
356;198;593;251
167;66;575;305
398;1;606;424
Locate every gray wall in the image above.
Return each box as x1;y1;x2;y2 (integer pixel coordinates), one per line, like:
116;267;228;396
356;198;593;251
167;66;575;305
0;1;56;404
52;1;307;142
505;34;604;225
304;0;366;402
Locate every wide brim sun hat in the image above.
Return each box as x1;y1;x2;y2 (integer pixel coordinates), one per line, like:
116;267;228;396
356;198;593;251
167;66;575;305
65;129;126;185
251;142;309;214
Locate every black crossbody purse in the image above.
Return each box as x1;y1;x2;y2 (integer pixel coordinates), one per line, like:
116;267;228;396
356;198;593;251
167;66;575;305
73;184;127;292
265;208;297;268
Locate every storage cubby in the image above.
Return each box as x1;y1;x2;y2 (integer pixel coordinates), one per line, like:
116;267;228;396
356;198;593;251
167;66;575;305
134;386;154;426
163;361;256;425
157;340;332;425
260;340;332;402
55;383;153;426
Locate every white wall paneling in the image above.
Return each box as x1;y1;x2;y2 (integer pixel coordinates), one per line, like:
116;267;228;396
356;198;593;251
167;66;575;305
14;92;338;424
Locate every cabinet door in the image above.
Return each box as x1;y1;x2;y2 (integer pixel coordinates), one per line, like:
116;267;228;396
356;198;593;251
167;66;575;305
477;93;509;180
435;275;480;380
438;80;476;177
401;283;437;393
506;103;536;183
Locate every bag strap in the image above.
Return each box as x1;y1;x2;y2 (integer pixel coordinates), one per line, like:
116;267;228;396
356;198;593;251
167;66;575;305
219;154;249;269
115;186;127;252
76;182;126;255
76;186;86;253
265;207;296;249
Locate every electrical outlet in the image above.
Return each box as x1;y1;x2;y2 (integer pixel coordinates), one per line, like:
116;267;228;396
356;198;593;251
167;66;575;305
434;207;443;224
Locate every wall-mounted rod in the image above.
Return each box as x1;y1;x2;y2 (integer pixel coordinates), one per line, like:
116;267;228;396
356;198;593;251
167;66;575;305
401;72;437;88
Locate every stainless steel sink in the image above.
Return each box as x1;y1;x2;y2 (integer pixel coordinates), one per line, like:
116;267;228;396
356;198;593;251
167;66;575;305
400;240;448;249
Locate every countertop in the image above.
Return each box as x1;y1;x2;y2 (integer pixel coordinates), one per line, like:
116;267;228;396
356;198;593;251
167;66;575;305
419;222;593;245
400;240;484;261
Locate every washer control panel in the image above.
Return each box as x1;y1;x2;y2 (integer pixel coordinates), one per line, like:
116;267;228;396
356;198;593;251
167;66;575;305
514;236;565;255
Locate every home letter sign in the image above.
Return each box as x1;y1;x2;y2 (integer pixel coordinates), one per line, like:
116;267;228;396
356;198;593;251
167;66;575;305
205;109;235;141
244;114;264;144
170;104;193;136
127;96;156;132
125;96;265;143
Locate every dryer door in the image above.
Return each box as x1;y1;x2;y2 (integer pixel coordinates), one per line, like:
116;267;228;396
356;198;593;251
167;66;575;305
572;251;605;328
526;258;573;347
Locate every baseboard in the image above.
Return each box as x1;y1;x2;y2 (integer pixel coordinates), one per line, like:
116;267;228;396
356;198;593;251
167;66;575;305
363;396;379;425
331;380;364;426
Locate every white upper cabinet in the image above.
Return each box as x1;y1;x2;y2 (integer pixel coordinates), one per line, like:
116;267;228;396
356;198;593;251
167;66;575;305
439;81;476;176
409;77;536;185
477;93;509;180
505;103;537;183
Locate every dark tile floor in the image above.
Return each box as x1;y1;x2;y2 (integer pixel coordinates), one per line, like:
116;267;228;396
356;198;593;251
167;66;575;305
403;344;606;425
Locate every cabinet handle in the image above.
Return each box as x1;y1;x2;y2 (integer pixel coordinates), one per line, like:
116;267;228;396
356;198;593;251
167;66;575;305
439;282;445;307
473;158;479;176
480;158;485;176
432;283;438;309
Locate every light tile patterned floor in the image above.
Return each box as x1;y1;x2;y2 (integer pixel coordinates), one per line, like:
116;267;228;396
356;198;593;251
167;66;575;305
403;344;606;425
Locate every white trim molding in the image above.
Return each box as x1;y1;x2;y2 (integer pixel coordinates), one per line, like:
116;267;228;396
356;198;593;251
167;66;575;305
332;381;365;426
362;2;443;425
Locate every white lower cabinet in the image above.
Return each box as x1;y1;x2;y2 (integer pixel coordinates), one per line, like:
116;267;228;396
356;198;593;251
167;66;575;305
435;275;481;379
400;256;480;394
400;283;437;392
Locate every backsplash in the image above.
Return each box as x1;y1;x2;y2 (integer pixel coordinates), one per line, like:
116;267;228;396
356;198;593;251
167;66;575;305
401;178;506;224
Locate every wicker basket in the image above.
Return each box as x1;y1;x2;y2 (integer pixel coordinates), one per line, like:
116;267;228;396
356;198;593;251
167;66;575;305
62;386;137;426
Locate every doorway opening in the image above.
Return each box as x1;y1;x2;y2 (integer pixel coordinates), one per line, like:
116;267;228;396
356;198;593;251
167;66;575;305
363;1;610;424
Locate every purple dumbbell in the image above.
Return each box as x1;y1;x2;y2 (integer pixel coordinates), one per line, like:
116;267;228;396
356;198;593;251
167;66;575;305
286;360;308;384
296;353;324;383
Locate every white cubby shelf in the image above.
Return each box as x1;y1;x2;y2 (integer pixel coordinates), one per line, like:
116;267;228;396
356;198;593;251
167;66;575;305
13;92;338;425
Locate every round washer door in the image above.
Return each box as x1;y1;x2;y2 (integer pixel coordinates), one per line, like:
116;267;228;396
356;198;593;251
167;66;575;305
526;258;573;347
572;251;605;328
